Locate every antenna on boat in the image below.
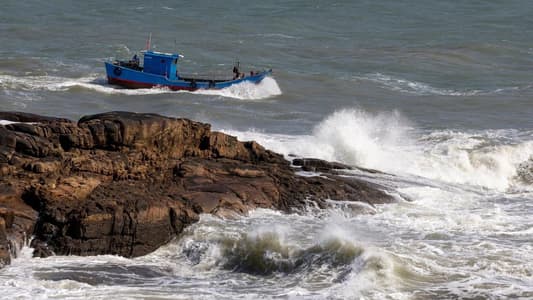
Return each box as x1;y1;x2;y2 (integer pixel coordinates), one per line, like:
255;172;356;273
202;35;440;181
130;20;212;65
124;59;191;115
232;59;241;79
146;33;152;50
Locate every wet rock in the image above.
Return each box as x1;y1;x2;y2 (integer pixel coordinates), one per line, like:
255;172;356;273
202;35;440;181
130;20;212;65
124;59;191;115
0;183;37;265
0;111;394;267
293;158;353;172
0;111;70;123
0;217;10;267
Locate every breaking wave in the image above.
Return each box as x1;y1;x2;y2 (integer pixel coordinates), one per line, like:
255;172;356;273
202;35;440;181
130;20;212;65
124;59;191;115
0;210;404;299
156;210;400;298
220;231;362;276
225;108;533;191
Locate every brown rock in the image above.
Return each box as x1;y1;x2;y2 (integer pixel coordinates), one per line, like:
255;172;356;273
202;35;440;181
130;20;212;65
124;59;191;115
0;111;394;268
0;217;10;267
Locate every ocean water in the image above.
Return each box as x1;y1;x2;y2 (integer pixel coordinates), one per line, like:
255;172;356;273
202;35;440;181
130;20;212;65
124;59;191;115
1;1;533;299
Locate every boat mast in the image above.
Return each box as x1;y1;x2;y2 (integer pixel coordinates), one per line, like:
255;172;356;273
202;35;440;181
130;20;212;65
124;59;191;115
146;33;152;51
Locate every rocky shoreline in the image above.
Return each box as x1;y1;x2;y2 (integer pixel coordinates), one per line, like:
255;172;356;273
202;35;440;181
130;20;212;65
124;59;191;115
0;111;394;268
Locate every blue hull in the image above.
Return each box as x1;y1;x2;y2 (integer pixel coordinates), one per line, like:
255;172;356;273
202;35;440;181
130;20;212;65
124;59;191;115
105;62;271;91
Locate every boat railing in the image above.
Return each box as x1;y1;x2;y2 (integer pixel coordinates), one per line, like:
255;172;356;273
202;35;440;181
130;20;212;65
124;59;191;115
178;68;268;82
177;72;233;82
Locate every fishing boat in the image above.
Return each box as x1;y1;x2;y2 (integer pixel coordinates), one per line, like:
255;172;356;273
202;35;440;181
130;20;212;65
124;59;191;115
105;50;272;91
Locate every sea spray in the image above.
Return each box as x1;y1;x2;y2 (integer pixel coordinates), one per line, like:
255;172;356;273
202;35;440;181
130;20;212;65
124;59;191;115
224;108;533;190
195;77;282;100
311;108;414;169
412;133;533;190
222;108;416;170
150;210;388;286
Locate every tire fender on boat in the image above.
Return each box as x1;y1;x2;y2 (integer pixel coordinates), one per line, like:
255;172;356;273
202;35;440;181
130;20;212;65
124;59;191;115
113;67;122;76
190;80;197;89
208;80;215;88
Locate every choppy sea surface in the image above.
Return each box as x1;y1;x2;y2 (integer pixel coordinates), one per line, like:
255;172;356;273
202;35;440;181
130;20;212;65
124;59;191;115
1;1;533;299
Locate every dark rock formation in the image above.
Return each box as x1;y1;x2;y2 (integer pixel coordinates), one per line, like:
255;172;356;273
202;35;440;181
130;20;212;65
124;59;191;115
292;158;353;172
0;111;394;267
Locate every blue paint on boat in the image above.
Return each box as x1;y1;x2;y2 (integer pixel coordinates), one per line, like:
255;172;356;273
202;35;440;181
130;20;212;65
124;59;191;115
105;50;271;91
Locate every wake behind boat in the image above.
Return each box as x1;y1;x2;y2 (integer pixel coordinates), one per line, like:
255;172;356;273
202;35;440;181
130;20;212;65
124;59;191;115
105;50;272;91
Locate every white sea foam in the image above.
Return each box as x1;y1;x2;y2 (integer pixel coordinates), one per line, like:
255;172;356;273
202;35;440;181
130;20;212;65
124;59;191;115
338;180;533;298
0;120;36;126
194;77;282;100
224;108;533;191
0;120;17;126
2;200;531;299
0;209;392;299
356;73;527;96
0;74;281;100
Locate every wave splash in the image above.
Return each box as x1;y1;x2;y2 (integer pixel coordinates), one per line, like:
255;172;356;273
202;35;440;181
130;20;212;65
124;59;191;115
227;108;533;191
0;209;403;299
167;211;399;298
194;76;282;100
0;74;281;100
220;231;362;276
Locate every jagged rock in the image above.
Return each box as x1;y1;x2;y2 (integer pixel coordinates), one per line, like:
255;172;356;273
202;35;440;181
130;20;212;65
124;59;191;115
0;111;394;267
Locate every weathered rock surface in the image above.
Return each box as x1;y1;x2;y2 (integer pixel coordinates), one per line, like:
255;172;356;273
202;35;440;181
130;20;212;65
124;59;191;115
0;111;394;267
